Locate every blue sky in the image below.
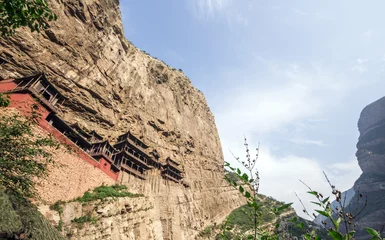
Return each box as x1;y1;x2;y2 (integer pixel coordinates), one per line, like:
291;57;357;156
120;0;385;218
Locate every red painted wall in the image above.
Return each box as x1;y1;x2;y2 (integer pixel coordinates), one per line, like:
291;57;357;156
0;79;17;92
40;121;120;181
0;85;120;181
99;157;119;181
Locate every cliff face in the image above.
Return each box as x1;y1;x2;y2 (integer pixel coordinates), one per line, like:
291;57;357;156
0;0;244;239
350;96;385;239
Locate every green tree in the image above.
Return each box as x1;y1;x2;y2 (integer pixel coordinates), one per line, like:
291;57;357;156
0;0;57;36
0;94;58;198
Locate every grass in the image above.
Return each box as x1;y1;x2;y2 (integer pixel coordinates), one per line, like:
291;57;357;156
57;220;63;232
50;200;65;214
75;184;143;203
71;215;98;224
197;226;213;238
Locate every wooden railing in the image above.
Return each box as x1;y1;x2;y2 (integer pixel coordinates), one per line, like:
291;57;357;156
121;164;146;180
162;173;180;183
123;150;152;169
167;160;182;172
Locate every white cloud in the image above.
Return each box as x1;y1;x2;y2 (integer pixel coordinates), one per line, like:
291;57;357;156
214;63;352;138
289;138;327;146
189;0;233;19
188;0;248;26
363;30;373;41
357;58;368;64
352;58;368;73
351;65;367;73
291;8;309;16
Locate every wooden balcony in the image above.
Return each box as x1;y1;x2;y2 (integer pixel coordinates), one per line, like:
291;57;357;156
122;150;152;169
162;173;181;183
167;161;182;172
163;167;182;178
121;164;146;180
16;86;60;113
10;74;65;114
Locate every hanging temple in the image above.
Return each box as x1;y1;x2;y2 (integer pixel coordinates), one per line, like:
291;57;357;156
0;73;185;185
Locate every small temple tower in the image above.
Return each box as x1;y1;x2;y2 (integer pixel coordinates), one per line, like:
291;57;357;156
162;157;183;183
113;131;160;179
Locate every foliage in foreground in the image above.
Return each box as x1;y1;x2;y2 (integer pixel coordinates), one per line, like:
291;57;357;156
0;0;57;36
298;173;385;240
220;139;385;240
0;94;58;199
218;140;293;240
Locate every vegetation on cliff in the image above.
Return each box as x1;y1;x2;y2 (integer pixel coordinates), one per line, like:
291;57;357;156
0;94;63;239
0;0;57;36
0;189;64;240
75;184;144;203
0;94;57;199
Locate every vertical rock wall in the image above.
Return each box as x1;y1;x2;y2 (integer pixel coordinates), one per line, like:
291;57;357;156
0;0;245;239
349;96;385;239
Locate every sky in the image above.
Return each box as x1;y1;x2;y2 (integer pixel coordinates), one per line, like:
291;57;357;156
119;0;385;219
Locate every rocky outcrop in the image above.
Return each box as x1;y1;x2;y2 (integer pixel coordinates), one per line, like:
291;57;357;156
349;96;385;239
0;0;244;239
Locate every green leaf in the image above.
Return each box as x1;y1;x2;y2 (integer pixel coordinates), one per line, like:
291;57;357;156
277;203;292;212
245;191;251;198
307;191;318;196
315;210;330;218
328;230;343;240
289;216;297;223
297;222;304;229
304;234;311;240
239;185;244;193
241;173;249;181
310;201;322;207
237;168;241;175
365;228;381;238
334;217;341;229
322;196;330;204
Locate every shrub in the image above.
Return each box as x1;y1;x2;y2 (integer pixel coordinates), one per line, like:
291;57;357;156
75;184;143;203
50;200;65;214
71;215;98;225
0;94;58;199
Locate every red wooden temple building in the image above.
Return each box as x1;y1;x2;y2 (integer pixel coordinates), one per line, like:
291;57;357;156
0;73;184;184
0;74;119;180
